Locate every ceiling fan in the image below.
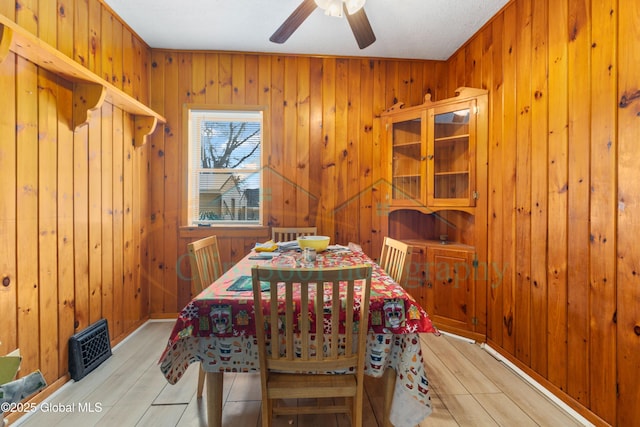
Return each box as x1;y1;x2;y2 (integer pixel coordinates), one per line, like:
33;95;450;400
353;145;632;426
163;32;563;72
270;0;376;50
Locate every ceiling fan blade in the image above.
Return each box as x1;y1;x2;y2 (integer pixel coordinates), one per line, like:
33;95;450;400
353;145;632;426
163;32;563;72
270;0;318;44
345;6;376;49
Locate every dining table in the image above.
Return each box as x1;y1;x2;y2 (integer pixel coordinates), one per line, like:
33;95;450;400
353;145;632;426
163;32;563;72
159;244;438;427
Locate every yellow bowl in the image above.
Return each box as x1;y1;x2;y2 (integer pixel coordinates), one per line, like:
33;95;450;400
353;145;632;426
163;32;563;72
297;235;330;252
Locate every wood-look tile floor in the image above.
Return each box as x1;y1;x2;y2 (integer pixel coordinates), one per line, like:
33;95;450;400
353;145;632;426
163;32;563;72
14;321;585;427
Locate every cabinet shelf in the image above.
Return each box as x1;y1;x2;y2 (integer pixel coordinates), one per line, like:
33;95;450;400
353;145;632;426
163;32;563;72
434;134;470;142
394;140;422;147
0;13;166;147
393;173;422;179
434;171;469;177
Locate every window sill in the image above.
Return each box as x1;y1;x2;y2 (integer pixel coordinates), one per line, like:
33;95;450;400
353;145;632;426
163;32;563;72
179;225;270;240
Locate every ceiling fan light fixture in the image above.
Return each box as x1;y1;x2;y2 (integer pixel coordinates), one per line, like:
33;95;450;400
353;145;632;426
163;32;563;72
344;0;366;15
272;0;375;49
319;0;343;17
315;0;365;17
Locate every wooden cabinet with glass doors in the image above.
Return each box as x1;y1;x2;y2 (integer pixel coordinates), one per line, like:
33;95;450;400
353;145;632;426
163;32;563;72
382;87;486;211
427;99;476;207
381;88;488;341
386;108;427;206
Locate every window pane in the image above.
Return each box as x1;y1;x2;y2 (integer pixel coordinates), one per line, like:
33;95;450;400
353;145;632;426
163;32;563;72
198;171;260;222
200;121;261;169
188;109;263;225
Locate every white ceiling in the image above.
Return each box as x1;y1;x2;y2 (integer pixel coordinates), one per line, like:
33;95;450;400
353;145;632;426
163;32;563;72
104;0;509;61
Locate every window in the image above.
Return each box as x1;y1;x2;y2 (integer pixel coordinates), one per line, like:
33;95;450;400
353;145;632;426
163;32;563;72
187;107;264;226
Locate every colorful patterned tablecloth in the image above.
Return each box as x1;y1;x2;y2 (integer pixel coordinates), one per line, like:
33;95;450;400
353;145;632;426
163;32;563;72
159;248;438;427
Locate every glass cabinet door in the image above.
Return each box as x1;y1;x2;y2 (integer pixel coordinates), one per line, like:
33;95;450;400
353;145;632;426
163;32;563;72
389;111;426;206
427;100;476;206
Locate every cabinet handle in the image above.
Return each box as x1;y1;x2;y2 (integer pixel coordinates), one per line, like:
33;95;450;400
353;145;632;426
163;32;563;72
427;154;434;160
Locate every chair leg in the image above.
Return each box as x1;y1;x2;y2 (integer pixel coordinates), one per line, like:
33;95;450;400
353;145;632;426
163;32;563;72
261;398;272;427
353;391;364;427
206;372;224;427
197;363;205;398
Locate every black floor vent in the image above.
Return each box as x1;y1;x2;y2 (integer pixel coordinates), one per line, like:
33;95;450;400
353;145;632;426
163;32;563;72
68;318;112;381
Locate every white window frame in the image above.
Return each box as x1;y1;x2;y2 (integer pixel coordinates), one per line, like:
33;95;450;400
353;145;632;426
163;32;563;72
185;105;266;226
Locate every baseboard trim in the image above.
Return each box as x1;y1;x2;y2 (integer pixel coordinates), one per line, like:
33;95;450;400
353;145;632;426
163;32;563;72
481;342;594;427
439;330;476;344
149;312;180;319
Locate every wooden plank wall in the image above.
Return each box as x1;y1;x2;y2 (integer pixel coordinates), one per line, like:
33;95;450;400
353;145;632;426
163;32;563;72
0;0;152;401
447;0;637;425
147;51;449;313
2;0;635;425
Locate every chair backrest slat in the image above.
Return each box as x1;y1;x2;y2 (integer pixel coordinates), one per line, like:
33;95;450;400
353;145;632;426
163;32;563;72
285;281;294;360
268;281;280;360
300;282;310;360
314;281;324;361
344;284;354;357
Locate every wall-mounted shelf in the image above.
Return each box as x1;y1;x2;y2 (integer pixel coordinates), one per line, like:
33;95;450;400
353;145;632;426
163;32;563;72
0;14;166;147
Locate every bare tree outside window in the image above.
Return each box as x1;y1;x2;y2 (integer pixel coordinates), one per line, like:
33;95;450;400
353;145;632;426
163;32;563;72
201;122;260;169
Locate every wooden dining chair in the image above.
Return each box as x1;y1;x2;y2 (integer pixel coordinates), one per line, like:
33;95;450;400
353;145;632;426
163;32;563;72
271;226;317;242
379;236;413;287
187;235;223;398
251;264;373;427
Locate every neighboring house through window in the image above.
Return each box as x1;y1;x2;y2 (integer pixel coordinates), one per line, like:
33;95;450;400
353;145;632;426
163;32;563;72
187;107;264;225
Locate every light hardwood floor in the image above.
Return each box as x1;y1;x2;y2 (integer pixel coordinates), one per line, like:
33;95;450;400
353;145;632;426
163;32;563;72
14;321;584;427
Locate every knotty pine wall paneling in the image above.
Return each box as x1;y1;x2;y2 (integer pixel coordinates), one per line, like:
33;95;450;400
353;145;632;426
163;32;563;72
308;57;323;242
122;115;135;332
319;56;337;238
514;0;533;368
589;0;617;422
616;2;640;426
100;103;115;337
447;0;636;424
149;52;446;312
546;0;570;394
38;68;60;381
56;79;76;379
0;0;153;408
159;50;181;314
0;50;17;367
566;0;591;407
502;2;519;359
148;50;168;315
16;56;40;383
486;11;504;347
111;108;125;339
357;59;374;253
296;57;312;230
88;110;103;328
529;0;549;379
